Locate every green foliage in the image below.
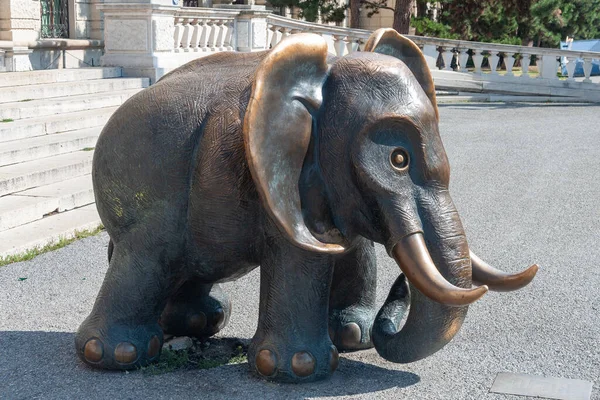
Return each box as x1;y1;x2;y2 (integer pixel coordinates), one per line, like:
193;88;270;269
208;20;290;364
423;0;600;47
411;17;458;39
271;0;346;23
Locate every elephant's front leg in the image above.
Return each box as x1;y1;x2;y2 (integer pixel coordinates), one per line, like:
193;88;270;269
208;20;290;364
249;238;339;383
329;237;377;351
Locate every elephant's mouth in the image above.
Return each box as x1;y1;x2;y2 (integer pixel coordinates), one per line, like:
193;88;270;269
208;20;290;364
390;232;539;306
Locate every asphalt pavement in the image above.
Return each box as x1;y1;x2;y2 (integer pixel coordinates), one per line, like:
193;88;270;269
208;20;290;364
1;103;599;399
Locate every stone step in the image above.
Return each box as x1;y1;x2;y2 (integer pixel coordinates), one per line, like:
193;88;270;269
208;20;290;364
0;127;101;167
0;175;94;232
0;88;141;121
0;151;93;197
0;204;101;258
0;106;117;143
0;77;149;104
0;67;122;88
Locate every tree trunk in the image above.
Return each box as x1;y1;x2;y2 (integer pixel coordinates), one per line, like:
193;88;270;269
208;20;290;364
350;0;360;28
393;0;413;34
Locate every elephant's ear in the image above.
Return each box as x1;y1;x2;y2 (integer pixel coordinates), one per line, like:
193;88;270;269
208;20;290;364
365;28;438;120
244;33;345;254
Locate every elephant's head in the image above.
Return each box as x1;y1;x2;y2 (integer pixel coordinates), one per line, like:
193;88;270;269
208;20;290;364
244;31;538;363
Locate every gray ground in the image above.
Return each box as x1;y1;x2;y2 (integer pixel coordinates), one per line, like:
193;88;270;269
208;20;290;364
1;104;599;400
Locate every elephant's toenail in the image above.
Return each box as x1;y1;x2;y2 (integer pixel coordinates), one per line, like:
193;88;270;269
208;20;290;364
84;338;103;363
147;336;161;359
255;349;277;377
340;323;362;348
329;345;339;372
291;351;315;377
188;312;207;334
114;342;137;364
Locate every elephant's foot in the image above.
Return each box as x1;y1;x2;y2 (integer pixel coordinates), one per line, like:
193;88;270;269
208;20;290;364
329;307;374;352
248;336;339;383
159;282;231;340
75;318;163;370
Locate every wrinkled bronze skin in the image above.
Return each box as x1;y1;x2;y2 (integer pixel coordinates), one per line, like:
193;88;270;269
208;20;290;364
76;29;538;383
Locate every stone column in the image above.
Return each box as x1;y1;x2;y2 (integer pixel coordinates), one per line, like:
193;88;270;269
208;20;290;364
539;54;559;80
98;0;180;83
234;8;269;52
0;0;41;41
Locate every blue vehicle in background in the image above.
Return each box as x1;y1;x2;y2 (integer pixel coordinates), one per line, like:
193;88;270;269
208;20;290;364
560;38;600;77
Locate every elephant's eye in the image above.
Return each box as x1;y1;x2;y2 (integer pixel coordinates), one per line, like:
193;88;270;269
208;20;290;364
390;148;409;171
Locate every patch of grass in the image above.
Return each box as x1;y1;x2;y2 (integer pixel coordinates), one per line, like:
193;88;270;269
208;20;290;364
1;118;14;123
82;147;95;152
0;224;105;267
141;339;248;376
142;348;190;375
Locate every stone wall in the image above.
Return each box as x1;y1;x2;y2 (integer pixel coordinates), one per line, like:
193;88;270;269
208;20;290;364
0;0;41;41
0;0;102;41
72;0;104;39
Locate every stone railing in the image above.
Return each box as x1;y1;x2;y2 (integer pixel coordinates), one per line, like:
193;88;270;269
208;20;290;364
266;14;600;85
173;8;238;53
99;4;599;100
0;39;104;71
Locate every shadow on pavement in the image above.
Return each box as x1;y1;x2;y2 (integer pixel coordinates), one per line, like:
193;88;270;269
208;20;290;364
0;331;420;399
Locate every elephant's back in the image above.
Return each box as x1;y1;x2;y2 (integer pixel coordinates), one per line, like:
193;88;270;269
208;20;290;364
92;51;267;240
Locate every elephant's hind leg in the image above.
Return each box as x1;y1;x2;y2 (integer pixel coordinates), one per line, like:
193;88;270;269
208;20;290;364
75;235;177;370
159;281;231;340
329;237;377;352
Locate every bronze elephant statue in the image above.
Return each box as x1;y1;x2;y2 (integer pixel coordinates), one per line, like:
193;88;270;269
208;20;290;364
76;28;538;383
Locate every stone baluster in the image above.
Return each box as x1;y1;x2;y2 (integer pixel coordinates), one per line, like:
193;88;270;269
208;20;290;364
582;58;593;83
440;46;453;71
198;19;209;52
215;19;225;51
224;20;234;51
458;48;469;72
565;56;577;81
488;51;500;75
207;20;217;51
472;49;484;74
173;17;184;51
190;19;201;52
271;26;282;48
181;19;193;52
281;27;290;39
346;37;360;54
520;53;531;78
333;35;346;56
503;52;516;76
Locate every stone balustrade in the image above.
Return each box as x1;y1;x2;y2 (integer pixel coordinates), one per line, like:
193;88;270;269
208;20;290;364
88;4;600;99
266;14;600;86
173;9;238;53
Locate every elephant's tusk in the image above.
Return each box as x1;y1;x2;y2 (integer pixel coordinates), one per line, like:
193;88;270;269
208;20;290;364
391;233;488;306
470;251;538;292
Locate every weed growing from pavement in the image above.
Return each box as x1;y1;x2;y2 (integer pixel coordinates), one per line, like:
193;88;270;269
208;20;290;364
19;99;34;102
82;147;95;151
141;340;248;375
0;225;105;267
1;118;14;123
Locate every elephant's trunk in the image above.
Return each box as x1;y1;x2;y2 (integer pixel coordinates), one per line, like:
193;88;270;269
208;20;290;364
373;196;475;363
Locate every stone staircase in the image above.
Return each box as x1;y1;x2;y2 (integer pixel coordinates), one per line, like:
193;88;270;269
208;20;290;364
0;68;149;257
